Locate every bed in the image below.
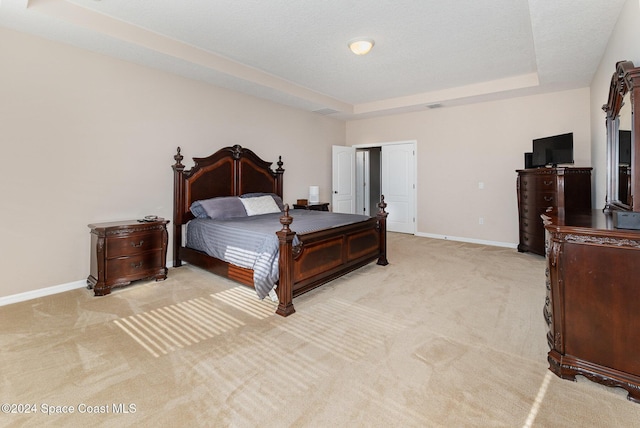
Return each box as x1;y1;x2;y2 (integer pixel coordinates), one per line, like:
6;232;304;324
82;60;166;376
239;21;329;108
172;145;389;316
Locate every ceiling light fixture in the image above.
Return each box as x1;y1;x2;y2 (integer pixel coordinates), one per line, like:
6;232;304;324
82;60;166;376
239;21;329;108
348;38;375;55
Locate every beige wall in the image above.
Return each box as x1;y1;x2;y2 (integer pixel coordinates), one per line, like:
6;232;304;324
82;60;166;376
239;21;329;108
0;27;344;298
590;0;640;206
346;89;592;245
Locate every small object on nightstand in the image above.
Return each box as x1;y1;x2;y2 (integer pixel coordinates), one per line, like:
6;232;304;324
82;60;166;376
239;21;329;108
309;186;320;203
87;218;169;296
292;202;330;211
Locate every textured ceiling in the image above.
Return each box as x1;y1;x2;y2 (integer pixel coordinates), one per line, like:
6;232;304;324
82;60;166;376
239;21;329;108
0;0;627;119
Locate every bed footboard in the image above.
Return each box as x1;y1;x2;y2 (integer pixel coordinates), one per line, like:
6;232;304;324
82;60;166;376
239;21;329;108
276;197;388;316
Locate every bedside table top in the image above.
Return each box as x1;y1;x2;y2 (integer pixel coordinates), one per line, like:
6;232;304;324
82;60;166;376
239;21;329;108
292;202;330;211
88;218;169;231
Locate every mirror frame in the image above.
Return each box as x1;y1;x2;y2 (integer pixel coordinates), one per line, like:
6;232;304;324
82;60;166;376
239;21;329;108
603;60;640;212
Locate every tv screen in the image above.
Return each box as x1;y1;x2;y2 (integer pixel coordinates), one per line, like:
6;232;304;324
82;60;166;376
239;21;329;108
532;132;574;167
619;130;631;165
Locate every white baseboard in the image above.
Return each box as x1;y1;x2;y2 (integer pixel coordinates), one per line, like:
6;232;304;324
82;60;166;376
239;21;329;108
0;279;87;307
415;232;518;249
0;261;175;307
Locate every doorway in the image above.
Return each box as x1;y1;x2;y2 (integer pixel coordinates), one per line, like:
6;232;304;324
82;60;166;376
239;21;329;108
356;147;381;216
333;141;416;234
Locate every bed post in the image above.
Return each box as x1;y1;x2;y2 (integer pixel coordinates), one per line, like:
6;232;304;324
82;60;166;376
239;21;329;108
172;147;185;267
276;205;296;316
376;195;389;266
275;155;284;197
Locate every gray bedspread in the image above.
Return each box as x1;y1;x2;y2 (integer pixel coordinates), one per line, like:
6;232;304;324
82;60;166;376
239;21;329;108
186;209;370;299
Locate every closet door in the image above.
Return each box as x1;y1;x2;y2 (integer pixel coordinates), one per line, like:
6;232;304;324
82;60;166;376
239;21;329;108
382;143;415;234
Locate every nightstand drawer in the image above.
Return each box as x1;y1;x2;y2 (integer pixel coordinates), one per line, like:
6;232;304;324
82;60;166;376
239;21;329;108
106;251;163;282
106;232;163;258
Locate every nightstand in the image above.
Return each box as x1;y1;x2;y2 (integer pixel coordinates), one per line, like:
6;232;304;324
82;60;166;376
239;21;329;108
87;219;169;296
292;202;330;211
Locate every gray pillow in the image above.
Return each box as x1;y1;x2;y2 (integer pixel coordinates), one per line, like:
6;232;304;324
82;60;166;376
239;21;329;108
190;196;247;220
240;193;285;211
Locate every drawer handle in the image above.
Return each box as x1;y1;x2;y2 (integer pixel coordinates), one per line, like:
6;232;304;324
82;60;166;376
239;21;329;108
131;240;145;248
544;180;553;186
544;196;553;202
523;221;529;227
131;262;144;269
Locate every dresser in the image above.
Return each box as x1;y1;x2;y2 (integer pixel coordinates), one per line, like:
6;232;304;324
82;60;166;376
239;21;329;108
87;219;169;295
543;209;640;403
538;61;640;403
516;167;592;255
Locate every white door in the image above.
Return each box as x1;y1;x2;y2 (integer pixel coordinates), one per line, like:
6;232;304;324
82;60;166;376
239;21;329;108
332;145;356;213
382;143;415;234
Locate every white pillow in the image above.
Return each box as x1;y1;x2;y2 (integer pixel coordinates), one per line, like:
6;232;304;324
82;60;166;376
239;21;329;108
240;195;282;216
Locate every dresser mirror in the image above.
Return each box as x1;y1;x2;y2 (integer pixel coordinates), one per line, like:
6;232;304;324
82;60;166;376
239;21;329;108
603;60;640;212
618;94;631;205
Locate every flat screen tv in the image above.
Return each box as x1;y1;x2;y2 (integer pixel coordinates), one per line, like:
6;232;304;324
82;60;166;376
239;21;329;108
619;130;631;165
532;132;574;167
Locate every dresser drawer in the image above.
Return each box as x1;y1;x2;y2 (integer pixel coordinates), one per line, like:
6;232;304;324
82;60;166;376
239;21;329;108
520;203;551;220
520;174;557;193
534;191;558;207
519;177;535;194
520;216;543;235
532;175;557;190
105;251;163;283
520;230;545;256
521;187;557;206
519;188;533;203
106;231;163;258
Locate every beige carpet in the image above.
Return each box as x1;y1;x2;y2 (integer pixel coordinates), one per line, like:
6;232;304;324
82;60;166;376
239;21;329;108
2;233;640;427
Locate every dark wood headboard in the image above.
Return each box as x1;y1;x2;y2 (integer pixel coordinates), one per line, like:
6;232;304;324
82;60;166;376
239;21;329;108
171;145;284;259
172;145;284;225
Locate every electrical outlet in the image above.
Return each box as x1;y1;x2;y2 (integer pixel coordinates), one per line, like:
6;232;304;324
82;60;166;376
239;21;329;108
478;182;484;189
479;217;484;225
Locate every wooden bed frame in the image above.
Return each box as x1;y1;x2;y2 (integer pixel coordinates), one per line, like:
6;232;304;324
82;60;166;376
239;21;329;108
172;145;388;316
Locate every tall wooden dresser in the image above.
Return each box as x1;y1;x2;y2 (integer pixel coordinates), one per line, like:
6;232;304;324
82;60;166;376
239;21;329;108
516;167;592;255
